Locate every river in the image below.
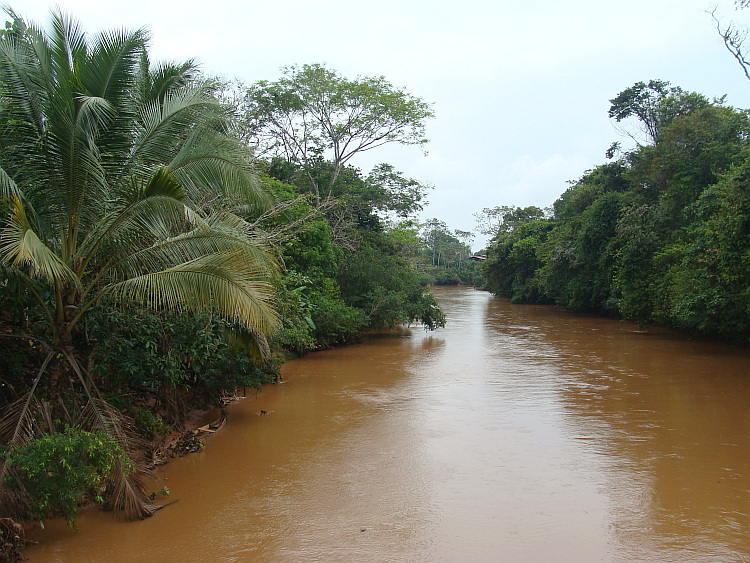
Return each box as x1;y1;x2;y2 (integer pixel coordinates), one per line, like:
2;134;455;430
25;285;750;562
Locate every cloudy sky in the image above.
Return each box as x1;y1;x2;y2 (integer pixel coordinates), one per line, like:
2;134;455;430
11;0;750;249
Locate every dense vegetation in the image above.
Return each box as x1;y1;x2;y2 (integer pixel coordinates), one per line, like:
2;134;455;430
0;8;285;525
482;80;750;344
0;9;449;533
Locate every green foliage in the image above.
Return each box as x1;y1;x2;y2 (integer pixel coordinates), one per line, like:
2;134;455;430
484;214;552;303
435;270;461;285
652;155;750;339
365;164;432;219
627;104;750;219
2;428;131;527
608;79;710;144
484;83;750;342
338;235;445;330
244;63;433;203
384;220;425;265
271;273;317;355
553;163;627;219
133;408;168;441
261;156;446;343
461;259;486;288
548;191;624;313
257;174;370;349
421;218;473;270
611;203;662;322
87;308;273;397
308;278;367;347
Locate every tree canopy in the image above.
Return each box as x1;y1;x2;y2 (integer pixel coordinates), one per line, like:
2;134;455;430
243;63;434;203
608;80;711;145
482;81;750;343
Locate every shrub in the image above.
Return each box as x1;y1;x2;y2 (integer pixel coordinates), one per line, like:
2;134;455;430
86;308;274;398
2;428;131;527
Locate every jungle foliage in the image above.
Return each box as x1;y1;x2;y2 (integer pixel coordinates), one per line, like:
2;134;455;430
260;162;447;348
483;83;750;344
0;8;448;531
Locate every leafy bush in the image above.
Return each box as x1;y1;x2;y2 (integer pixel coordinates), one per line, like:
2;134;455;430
2;428;131;527
85;308;274;398
309;279;366;347
133;408;168;440
271;273;317;355
338;237;445;330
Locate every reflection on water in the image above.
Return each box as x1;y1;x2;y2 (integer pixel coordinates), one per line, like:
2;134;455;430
25;286;750;562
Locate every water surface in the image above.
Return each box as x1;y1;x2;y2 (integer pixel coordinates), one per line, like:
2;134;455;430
26;286;750;561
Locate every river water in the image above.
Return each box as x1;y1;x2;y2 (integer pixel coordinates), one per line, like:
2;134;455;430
25;286;750;562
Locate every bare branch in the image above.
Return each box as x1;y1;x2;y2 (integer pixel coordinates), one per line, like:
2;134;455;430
711;6;750;81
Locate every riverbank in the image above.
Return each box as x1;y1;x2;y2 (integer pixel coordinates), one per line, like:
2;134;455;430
1;386;258;562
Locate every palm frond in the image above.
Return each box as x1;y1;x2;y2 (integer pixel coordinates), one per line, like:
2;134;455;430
223;323;271;362
130;84;219;166
109;222;276;286
0;350;55;518
104;250;279;341
0;352;53;450
75;192;203;278
0;195;79;289
142;58;199;105
0;13;47;137
75;94;116;135
136;166;185;201
85;27;148;180
47;7;87;83
86;26;149;100
0;166;20;199
168;125;269;210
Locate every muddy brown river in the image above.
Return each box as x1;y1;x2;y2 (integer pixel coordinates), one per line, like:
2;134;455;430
25;286;750;561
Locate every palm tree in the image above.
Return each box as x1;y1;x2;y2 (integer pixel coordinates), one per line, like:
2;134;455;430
0;9;278;519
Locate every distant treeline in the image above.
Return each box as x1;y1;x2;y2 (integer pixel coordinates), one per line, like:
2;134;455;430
482;81;750;344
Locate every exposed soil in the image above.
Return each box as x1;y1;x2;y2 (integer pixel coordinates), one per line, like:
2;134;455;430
0;518;26;562
146;406;228;467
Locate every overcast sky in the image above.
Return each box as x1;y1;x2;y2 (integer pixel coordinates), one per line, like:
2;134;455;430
11;0;750;250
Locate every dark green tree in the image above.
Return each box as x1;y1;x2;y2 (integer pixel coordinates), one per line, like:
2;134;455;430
484;215;552;302
338;233;445;330
653;154;750;340
609;80;710;145
365;163;432;219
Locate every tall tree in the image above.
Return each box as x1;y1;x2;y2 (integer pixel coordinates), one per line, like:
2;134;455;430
608;80;710;145
453;229;475;269
422;218;450;266
0;9;277;519
243;63;433;204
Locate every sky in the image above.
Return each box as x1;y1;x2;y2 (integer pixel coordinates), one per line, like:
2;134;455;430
10;0;750;250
